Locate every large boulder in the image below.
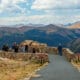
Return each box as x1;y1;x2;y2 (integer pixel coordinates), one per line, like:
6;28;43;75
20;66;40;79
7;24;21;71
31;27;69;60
20;40;48;53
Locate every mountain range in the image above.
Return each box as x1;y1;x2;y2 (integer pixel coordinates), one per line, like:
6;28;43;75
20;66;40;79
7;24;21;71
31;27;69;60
0;22;80;53
67;22;80;29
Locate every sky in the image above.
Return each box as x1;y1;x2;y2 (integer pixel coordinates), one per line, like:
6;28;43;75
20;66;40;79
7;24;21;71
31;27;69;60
0;0;80;25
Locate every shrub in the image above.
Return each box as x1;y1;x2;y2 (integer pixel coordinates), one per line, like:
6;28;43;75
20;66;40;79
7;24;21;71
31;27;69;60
31;53;49;64
72;53;80;63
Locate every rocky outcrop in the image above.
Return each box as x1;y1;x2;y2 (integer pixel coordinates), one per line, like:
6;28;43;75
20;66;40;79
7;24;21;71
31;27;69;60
63;48;74;62
20;40;60;55
20;40;48;53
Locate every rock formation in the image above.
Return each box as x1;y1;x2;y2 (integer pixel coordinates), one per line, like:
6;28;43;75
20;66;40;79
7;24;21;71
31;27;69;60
20;40;48;53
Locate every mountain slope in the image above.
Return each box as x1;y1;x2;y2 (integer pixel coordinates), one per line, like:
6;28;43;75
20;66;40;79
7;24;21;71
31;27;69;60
67;38;80;53
68;22;80;29
0;26;35;37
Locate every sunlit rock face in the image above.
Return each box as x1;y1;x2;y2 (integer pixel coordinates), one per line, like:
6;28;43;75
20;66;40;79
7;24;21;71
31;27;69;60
20;40;60;55
20;40;48;53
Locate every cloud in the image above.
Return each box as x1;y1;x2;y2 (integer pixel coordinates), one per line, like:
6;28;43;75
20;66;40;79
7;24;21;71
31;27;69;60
0;0;28;14
0;13;80;25
32;0;80;10
13;0;27;4
0;0;80;25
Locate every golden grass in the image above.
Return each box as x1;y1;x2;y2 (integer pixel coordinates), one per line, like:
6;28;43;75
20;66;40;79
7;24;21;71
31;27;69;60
0;58;44;80
71;61;80;72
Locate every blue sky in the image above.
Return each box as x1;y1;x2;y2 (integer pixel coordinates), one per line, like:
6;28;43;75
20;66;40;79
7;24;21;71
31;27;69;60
0;0;80;25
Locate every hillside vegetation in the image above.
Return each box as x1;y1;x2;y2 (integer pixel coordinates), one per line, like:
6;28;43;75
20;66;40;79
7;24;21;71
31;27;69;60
0;50;48;80
0;58;41;80
67;38;80;53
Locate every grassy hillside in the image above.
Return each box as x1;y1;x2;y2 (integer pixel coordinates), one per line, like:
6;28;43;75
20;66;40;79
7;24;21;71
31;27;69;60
67;38;80;53
0;58;41;80
0;51;48;80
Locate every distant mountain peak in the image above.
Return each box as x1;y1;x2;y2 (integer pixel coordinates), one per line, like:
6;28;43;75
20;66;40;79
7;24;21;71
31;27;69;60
68;21;80;29
47;24;59;27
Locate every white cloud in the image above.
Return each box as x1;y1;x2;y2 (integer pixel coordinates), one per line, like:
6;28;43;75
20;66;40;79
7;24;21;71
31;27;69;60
32;0;80;10
0;0;10;12
0;0;80;25
0;14;80;25
0;0;28;13
13;0;27;4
